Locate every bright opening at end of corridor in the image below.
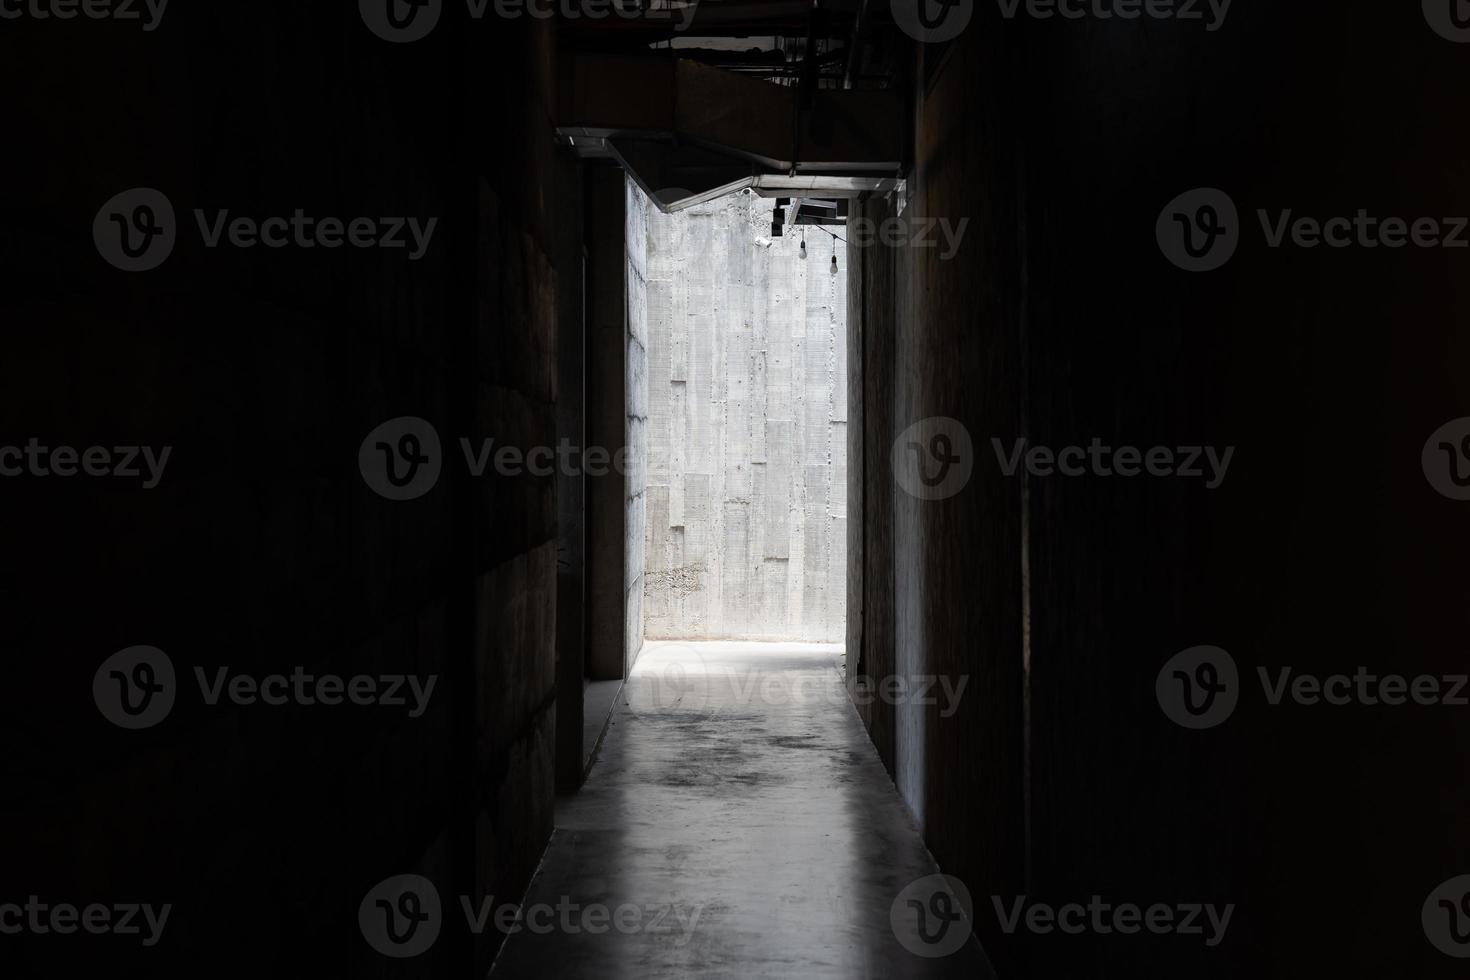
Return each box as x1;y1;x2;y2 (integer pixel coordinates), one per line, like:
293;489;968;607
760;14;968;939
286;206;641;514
638;185;848;645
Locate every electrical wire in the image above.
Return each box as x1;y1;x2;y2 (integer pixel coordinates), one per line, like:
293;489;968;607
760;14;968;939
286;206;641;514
807;224;848;245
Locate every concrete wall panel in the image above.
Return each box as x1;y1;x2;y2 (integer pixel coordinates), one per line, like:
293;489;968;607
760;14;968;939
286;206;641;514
644;194;846;642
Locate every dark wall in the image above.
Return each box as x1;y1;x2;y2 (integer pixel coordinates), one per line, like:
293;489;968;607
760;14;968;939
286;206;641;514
847;194;898;773
585;166;631;682
2;7;566;976
555;151;587;792
902;27;1030;935
846;29;1029;962
850;6;1470;977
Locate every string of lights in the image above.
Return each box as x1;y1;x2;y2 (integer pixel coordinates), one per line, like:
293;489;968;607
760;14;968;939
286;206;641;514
796;225;846;272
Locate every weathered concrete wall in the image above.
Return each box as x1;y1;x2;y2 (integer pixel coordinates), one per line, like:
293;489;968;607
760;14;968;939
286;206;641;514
644;193;846;642
625;178;649;669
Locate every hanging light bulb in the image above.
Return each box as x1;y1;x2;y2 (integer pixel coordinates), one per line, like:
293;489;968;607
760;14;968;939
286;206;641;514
799;235;806;259
830;253;838;274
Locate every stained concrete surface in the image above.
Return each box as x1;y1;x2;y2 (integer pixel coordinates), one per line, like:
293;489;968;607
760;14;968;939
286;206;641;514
581;678;622;771
489;642;993;979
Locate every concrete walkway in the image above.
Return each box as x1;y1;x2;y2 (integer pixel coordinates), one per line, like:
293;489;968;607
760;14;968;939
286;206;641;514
490;641;996;980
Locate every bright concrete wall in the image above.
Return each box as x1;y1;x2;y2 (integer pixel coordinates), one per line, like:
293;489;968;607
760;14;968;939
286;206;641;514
643;191;847;642
625;177;649;668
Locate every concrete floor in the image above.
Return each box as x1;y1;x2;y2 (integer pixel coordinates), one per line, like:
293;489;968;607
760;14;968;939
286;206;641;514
490;641;996;980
